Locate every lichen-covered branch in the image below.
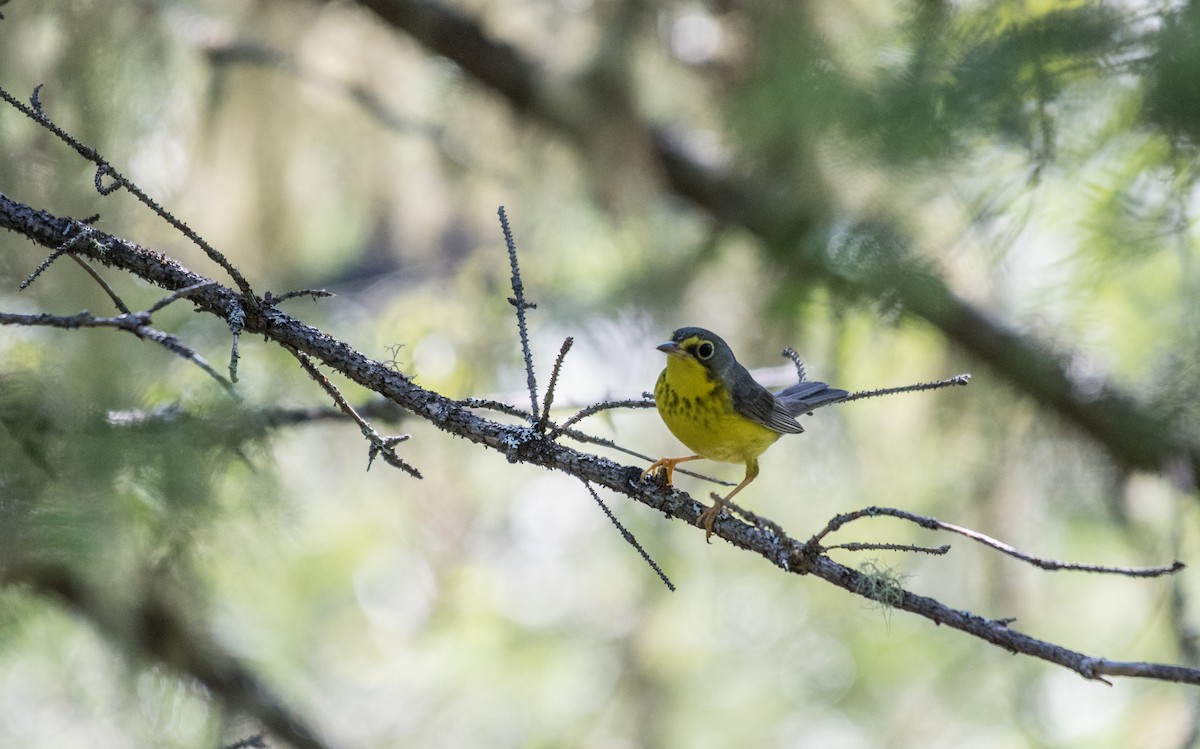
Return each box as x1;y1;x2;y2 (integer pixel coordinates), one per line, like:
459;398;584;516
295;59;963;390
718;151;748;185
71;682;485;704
3;190;1197;686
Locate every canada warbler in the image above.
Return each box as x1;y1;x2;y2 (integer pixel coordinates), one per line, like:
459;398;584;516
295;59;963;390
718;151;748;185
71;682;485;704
643;326;848;541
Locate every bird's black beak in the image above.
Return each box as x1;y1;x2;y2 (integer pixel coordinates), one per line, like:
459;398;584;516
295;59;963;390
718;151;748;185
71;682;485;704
656;341;686;357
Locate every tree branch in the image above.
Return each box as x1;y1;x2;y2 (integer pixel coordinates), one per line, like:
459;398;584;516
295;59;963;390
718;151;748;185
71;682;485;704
810;505;1185;578
3;190;1196;685
0;308;236;397
0;86;258;302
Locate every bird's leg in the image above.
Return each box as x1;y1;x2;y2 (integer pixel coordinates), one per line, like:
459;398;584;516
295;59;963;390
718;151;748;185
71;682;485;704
698;460;759;543
641;455;703;487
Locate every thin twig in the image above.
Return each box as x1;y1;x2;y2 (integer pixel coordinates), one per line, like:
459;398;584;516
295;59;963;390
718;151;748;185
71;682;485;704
229;331;241;383
227;299;245;384
497;206;539;424
20;221;97;290
826;542;952;556
106;399;409;430
463;393;730;485
132;324;238;400
22;221;138;318
584;482;674;591
537;336;573;433
781;346;807;382
842;374;972;404
564;430;734;485
809;505;1184;578
288;346;422;478
0;310;237;398
69;255;131;313
147;280;217;313
461;394;730;484
0;85;258;303
717;492;790;540
458;397;534;421
264;288;335;305
549;396;656;439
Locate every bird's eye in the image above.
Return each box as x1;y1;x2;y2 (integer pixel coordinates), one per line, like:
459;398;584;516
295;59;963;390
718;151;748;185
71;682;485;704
696;341;715;360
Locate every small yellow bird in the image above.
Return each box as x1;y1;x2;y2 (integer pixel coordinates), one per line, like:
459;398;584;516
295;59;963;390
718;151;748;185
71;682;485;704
644;326;848;541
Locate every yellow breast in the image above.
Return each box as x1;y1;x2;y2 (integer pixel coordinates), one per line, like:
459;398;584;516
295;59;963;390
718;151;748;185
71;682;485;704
654;355;781;465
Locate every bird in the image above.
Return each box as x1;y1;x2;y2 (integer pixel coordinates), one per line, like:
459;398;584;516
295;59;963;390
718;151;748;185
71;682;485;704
643;326;848;541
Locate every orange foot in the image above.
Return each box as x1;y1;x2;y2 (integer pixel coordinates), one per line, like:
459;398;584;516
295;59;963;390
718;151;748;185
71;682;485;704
696;497;725;544
640;455;702;487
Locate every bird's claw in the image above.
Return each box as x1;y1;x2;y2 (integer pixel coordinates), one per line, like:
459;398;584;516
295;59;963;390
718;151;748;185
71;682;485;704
696;500;724;543
641;458;676;487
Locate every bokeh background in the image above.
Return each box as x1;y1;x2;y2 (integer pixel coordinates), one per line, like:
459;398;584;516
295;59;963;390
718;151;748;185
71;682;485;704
2;0;1199;747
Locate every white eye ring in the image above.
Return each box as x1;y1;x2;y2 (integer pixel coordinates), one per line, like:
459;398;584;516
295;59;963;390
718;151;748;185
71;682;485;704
696;341;715;360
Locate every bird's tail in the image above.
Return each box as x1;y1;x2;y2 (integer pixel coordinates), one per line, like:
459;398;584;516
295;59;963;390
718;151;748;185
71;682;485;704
775;381;849;416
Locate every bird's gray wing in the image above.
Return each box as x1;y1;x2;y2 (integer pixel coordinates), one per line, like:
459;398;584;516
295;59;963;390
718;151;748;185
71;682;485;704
730;368;807;435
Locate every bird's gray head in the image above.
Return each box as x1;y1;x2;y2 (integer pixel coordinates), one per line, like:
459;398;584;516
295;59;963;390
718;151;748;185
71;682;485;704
656;326;740;379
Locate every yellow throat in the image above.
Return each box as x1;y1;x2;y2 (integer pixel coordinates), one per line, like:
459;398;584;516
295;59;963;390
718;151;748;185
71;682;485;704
654;349;781;466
